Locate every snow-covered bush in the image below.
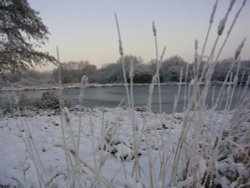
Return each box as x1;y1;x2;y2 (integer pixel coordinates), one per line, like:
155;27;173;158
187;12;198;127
38;91;70;110
4;94;33;115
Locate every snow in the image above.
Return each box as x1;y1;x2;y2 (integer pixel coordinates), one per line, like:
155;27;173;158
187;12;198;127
0;107;249;187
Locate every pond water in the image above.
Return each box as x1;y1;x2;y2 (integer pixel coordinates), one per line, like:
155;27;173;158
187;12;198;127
0;84;247;113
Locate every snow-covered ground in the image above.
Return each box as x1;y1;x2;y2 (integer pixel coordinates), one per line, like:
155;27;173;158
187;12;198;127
0;107;249;187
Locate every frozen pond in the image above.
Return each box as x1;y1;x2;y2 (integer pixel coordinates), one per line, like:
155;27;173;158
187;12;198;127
0;84;247;113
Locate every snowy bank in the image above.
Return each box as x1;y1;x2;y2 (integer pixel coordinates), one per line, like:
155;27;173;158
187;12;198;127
0;107;249;187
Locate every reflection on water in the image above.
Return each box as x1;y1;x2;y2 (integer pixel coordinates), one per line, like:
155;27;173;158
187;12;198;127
0;85;247;113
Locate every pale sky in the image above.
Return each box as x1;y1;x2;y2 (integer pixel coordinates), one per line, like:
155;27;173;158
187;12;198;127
28;0;250;69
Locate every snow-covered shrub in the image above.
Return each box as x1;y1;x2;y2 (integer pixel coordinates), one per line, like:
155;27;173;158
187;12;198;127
38;91;70;109
4;94;33;115
211;98;250;187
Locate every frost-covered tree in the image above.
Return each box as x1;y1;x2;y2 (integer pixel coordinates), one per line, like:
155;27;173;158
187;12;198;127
0;0;55;72
161;55;190;82
98;55;152;83
212;58;250;83
52;61;97;83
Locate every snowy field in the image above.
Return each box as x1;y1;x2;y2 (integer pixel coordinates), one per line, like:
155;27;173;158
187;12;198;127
0;107;249;187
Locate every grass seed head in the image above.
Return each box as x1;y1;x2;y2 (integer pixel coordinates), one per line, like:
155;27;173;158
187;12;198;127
152;21;157;37
234;37;246;60
218;17;226;36
210;0;218;23
119;40;124;56
243;0;247;7
81;75;88;87
228;0;236;12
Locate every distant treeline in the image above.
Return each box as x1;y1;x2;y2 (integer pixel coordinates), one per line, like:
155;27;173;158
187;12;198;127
1;55;249;86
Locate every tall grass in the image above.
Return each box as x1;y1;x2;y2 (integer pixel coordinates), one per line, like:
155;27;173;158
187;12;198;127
12;0;249;187
169;0;249;187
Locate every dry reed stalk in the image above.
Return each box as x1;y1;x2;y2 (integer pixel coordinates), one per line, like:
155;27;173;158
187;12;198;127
200;0;218;59
56;46;73;187
170;1;245;186
212;38;246;112
200;0;236;85
129;59;142;181
215;0;247;61
144;22;167;187
114;12;131;108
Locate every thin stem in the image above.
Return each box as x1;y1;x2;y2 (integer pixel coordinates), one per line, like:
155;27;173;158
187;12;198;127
114;12;131;108
153;21;162;114
56;46;72;187
200;0;218;59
